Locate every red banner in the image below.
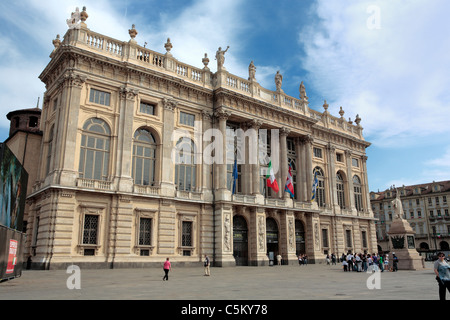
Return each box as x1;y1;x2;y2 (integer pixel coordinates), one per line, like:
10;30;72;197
6;239;18;274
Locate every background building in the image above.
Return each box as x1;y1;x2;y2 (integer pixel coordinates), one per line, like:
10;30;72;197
370;181;450;257
20;7;376;269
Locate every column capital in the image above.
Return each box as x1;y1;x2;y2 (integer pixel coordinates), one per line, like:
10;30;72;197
120;86;139;101
300;134;314;144
246;118;262;130
214;107;231;121
280;127;290;137
162;97;178;111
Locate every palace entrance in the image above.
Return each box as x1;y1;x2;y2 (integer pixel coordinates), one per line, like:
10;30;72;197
233;215;248;266
266;218;279;264
295;220;306;256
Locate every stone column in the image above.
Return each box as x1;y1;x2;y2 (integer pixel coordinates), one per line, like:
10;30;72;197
279;210;297;264
362;155;372;216
201;111;213;201
160;97;177;197
279;128;290;199
295;137;305;202
327;143;339;211
214;203;235;267
345;150;357;214
115;86;139;192
306;212;322;263
58;72;87;186
248;119;262;194
249;207;268;266
215;108;230;190
304;135;314;202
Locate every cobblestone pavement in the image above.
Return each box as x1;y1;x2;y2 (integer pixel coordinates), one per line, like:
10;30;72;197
0;262;440;301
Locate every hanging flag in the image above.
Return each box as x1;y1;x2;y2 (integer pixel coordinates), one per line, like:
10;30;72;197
266;161;279;193
232;158;238;194
311;169;319;201
285;163;294;198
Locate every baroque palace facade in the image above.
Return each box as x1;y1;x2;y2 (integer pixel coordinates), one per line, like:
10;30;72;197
24;8;376;269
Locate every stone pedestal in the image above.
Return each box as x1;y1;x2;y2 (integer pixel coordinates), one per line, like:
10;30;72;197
388;218;424;270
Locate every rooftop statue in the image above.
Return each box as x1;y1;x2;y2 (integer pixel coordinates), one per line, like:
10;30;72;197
248;61;256;81
275;70;283;92
299;81;308;101
215;46;229;70
67;7;81;29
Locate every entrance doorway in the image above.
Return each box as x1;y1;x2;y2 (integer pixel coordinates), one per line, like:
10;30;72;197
266;218;279;264
295;220;305;256
233;215;248;266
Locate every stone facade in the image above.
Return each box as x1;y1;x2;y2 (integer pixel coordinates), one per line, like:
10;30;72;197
24;8;376;269
371;181;450;255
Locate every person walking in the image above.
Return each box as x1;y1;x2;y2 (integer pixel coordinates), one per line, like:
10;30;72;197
392;254;399;272
163;257;171;281
434;252;450;300
204;255;211;276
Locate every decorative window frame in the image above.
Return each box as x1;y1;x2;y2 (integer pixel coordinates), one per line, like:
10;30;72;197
77;203;106;255
177;211;198;256
133;208;157;255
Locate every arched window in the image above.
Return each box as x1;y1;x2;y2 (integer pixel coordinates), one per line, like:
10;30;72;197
78;118;111;181
353;175;363;211
174;137;196;191
132;128;157;186
336;172;345;209
314;167;326;207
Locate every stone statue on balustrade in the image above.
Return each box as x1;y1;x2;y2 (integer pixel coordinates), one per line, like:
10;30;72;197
275;71;283;92
216;46;230;71
67;7;81;29
299;81;308;101
248;61;256;81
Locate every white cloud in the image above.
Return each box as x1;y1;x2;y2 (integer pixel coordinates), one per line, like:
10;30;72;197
298;0;450;146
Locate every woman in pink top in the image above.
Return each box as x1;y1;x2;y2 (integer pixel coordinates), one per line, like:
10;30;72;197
163;258;171;281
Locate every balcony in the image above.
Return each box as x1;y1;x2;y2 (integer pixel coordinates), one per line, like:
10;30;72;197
77;178;112;191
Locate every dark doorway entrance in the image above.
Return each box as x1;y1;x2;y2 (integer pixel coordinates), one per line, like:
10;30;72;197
233;215;248;266
266;218;279;264
295;220;305;256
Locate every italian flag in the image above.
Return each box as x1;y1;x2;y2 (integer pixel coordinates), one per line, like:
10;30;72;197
266;161;279;193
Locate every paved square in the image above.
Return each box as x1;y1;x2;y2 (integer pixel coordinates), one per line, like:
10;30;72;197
0;261;440;301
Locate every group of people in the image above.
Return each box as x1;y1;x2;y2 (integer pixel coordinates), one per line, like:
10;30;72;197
331;252;399;272
298;254;308;266
162;255;211;281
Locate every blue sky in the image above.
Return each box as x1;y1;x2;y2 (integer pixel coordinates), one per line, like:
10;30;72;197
0;0;449;192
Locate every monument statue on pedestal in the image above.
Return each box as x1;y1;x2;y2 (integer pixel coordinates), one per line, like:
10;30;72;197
387;189;424;270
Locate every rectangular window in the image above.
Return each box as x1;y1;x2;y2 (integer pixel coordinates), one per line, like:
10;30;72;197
89;88;111;106
346;230;352;248
180;111;195;126
182;221;192;247
140;102;155;115
83;215;99;245
321;229;329;248
352;158;359;167
139;218;152;246
418;210;422;218
313;147;322;158
336;153;343;162
361;231;367;248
